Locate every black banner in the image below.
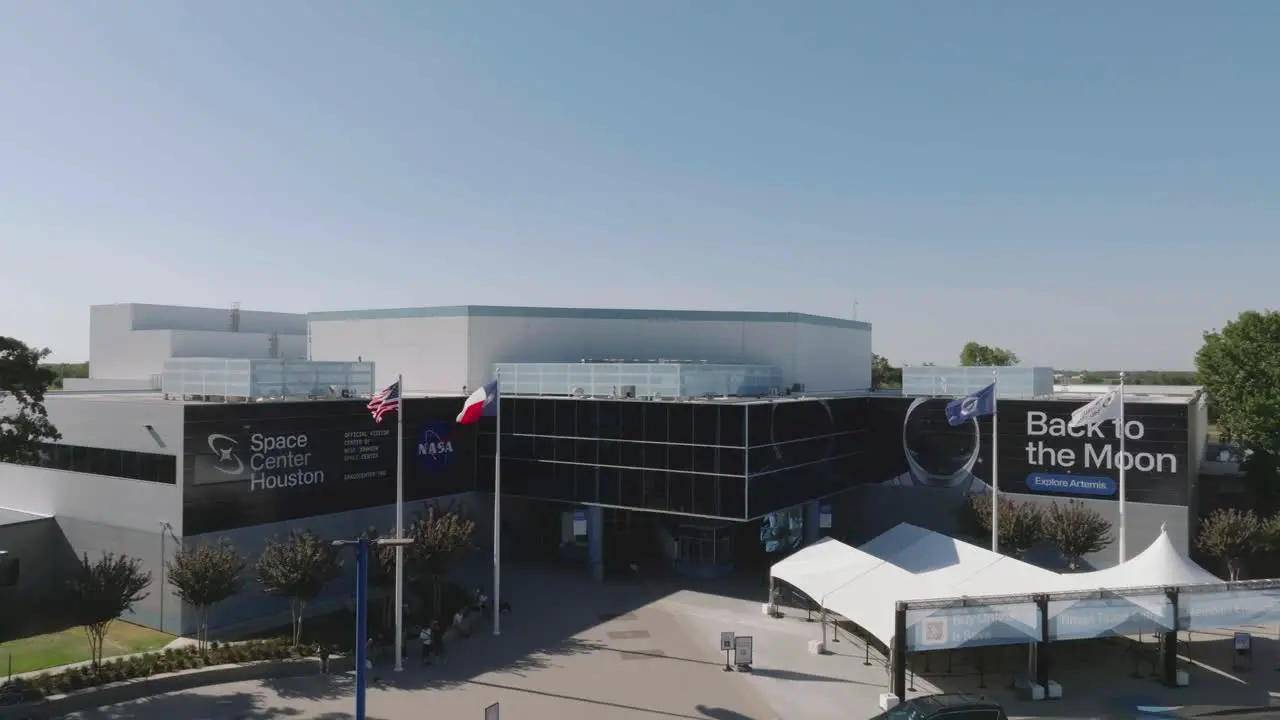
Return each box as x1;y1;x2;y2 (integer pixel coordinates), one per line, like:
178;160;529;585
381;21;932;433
865;396;1190;507
183;397;476;535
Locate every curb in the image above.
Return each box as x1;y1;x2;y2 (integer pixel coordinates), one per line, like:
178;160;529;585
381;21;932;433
0;657;319;720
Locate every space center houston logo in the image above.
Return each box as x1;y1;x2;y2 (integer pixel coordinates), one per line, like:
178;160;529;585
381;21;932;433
208;432;324;491
416;422;456;473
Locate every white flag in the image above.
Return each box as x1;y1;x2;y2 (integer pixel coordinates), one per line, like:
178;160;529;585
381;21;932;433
1068;387;1123;429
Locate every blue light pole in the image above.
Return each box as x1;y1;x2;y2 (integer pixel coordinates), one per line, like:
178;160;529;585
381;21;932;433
333;536;412;720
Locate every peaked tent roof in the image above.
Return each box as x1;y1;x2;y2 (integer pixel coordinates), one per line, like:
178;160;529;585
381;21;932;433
769;522;1226;648
1060;525;1220;590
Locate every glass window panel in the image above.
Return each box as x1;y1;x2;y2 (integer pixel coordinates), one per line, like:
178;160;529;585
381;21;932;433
642;442;668;470
668;444;693;473
619;403;643;439
554;400;577;436
593;466;616;505
597;403;621;440
68;445;90;473
619;441;643;469
718;406;745;447
719;477;746;518
746;405;771;446
575;401;599;437
553;438;575;463
693;405;719;447
691;474;718;516
506;435;535;461
533;400;556;436
667;405;694;444
154;455;177;485
574;439;597;464
747;446;775;475
119;450;142;481
668;472;694;514
598;439;620;467
642;404;667;442
513;399;537;435
618;468;644;507
693;446;717;475
720;448;745;477
574;465;598;504
641;470;668;510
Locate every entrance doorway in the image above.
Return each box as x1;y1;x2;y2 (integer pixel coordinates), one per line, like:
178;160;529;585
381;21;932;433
673;522;735;579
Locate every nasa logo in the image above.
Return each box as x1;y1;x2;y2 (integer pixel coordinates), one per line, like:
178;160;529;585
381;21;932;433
416;422;456;473
960;396;979;415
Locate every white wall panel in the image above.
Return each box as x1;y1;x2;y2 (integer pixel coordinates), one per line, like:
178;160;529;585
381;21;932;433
168;330;306;360
469;316;869;393
129;304;306;335
40;395;185;455
0;464;182;534
308;316;470;393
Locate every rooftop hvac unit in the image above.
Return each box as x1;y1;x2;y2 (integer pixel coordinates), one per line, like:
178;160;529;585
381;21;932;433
621;385;636;399
789;383;805;394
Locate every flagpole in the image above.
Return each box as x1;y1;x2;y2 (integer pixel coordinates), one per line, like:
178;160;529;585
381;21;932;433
393;374;405;672
991;370;999;553
1118;370;1127;563
493;372;502;636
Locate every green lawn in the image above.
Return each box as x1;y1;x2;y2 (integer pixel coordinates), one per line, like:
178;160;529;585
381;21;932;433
0;621;175;675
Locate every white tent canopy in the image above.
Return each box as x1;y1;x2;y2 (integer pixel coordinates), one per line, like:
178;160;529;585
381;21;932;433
769;523;1222;648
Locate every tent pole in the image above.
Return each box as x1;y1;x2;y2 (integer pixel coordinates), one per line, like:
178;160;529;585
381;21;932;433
821;607;828;645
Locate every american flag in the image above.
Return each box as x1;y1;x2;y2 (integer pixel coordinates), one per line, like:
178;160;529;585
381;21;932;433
367;380;401;424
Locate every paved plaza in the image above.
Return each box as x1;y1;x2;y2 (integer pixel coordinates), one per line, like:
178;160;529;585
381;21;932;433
61;563;1280;719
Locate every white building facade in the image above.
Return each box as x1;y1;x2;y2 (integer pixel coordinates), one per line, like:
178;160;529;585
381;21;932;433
307;306;873;395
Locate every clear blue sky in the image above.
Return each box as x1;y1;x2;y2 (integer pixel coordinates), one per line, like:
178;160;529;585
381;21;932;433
2;2;1275;369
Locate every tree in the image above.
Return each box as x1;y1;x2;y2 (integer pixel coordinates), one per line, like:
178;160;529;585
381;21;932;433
1196;311;1280;512
959;342;1020;367
967;494;1045;558
255;530;342;646
1045;500;1114;570
395;506;475;617
43;362;89;389
68;552;152;669
0;337;61;463
1197;508;1263;581
166;540;247;651
871;354;902;389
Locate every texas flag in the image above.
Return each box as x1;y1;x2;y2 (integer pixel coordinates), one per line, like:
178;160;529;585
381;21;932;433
456;380;499;425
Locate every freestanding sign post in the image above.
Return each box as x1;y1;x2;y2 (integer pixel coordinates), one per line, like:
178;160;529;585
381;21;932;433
734;635;754;672
484;702;500;720
720;632;735;671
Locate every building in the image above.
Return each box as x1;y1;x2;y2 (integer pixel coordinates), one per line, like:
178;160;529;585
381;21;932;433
0;303;1210;635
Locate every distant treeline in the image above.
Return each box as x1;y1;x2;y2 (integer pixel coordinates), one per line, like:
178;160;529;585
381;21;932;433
1061;370;1198;386
42;362;88;389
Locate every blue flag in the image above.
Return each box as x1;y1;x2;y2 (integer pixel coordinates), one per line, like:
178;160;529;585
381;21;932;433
945;383;996;426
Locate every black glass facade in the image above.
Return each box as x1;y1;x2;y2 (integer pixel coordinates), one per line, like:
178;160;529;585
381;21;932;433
477;396;869;520
745;397;868;518
477;398;748;519
183;397;476;535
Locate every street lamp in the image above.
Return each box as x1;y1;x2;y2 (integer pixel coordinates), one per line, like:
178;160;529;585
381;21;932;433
332;537;413;720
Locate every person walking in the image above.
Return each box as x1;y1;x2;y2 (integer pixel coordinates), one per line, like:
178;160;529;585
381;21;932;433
419;624;434;666
433;619;446;659
318;644;331;675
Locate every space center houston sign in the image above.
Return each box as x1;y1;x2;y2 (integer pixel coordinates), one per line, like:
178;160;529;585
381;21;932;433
183;397;476;535
905;602;1041;651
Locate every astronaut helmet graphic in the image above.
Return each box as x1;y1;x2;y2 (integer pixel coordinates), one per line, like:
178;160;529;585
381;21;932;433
901;398;981;488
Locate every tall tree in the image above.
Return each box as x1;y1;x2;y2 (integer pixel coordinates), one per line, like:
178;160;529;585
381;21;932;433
393;506;475;617
1196;310;1280;512
870;354;902;389
68;552;153;669
966;494;1045;558
255;530;342;646
0;337;61;463
1197;508;1263;581
166;540;247;650
1045;500;1115;570
959;342;1020;367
